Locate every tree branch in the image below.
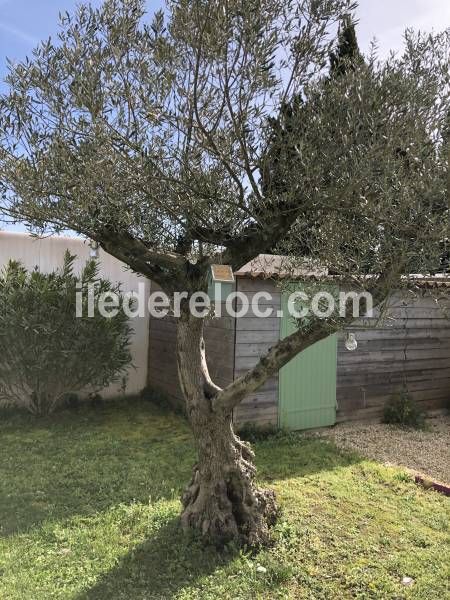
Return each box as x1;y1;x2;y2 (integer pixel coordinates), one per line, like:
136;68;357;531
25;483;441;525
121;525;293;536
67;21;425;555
213;320;330;413
93;229;188;291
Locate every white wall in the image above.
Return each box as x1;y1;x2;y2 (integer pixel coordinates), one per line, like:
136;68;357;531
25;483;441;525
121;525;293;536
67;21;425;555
0;231;150;398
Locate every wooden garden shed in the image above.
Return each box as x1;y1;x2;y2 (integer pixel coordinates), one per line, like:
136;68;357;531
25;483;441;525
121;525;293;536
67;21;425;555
147;255;450;430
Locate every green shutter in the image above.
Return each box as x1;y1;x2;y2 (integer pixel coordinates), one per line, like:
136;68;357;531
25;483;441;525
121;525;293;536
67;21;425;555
279;290;337;430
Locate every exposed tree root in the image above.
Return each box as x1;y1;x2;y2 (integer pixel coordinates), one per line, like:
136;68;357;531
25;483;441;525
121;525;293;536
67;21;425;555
181;432;278;547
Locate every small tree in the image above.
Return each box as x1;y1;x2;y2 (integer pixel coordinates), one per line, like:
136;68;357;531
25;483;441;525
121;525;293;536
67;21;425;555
0;0;448;545
0;252;132;415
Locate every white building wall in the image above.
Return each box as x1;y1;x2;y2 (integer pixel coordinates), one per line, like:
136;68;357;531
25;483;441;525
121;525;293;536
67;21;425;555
0;231;150;398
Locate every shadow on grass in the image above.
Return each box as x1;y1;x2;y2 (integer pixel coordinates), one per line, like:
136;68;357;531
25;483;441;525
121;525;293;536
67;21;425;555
76;516;235;600
0;400;195;536
75;437;363;599
0;398;362;538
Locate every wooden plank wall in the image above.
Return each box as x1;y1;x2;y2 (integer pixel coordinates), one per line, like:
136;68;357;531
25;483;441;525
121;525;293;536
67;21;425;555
147;290;235;409
336;293;450;422
148;279;450;427
233;278;281;427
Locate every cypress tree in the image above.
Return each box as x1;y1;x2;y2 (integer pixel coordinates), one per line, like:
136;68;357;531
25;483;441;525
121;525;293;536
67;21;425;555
329;15;363;77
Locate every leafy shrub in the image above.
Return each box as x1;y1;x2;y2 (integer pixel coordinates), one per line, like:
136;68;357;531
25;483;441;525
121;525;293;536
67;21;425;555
383;389;425;429
0;252;132;415
445;395;450;414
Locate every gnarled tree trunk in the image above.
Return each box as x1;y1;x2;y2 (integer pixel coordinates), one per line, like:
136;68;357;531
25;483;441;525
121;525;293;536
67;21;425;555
174;268;394;547
176;309;278;547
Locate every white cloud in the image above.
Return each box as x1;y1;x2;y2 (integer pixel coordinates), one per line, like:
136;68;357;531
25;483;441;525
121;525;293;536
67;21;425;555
0;21;38;46
357;0;450;56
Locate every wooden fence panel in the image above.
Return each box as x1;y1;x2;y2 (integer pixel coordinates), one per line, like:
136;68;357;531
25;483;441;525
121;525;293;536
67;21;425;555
337;294;450;421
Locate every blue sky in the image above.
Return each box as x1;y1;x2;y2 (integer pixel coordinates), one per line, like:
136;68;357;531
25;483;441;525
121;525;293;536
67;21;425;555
1;0;450;82
1;0;449;232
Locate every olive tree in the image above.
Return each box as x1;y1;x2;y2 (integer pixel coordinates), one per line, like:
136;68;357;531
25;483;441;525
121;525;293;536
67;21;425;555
0;0;448;545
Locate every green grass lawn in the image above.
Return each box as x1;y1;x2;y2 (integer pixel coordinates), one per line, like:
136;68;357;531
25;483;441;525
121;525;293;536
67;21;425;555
0;399;448;599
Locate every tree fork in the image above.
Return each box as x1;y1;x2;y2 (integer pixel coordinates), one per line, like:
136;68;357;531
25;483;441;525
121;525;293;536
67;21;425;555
176;309;278;546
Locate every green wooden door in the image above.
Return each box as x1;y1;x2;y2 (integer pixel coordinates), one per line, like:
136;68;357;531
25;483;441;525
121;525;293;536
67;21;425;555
279;292;337;430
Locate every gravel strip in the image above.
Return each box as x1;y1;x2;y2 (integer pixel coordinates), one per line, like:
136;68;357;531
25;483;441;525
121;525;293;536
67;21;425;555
321;415;450;485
